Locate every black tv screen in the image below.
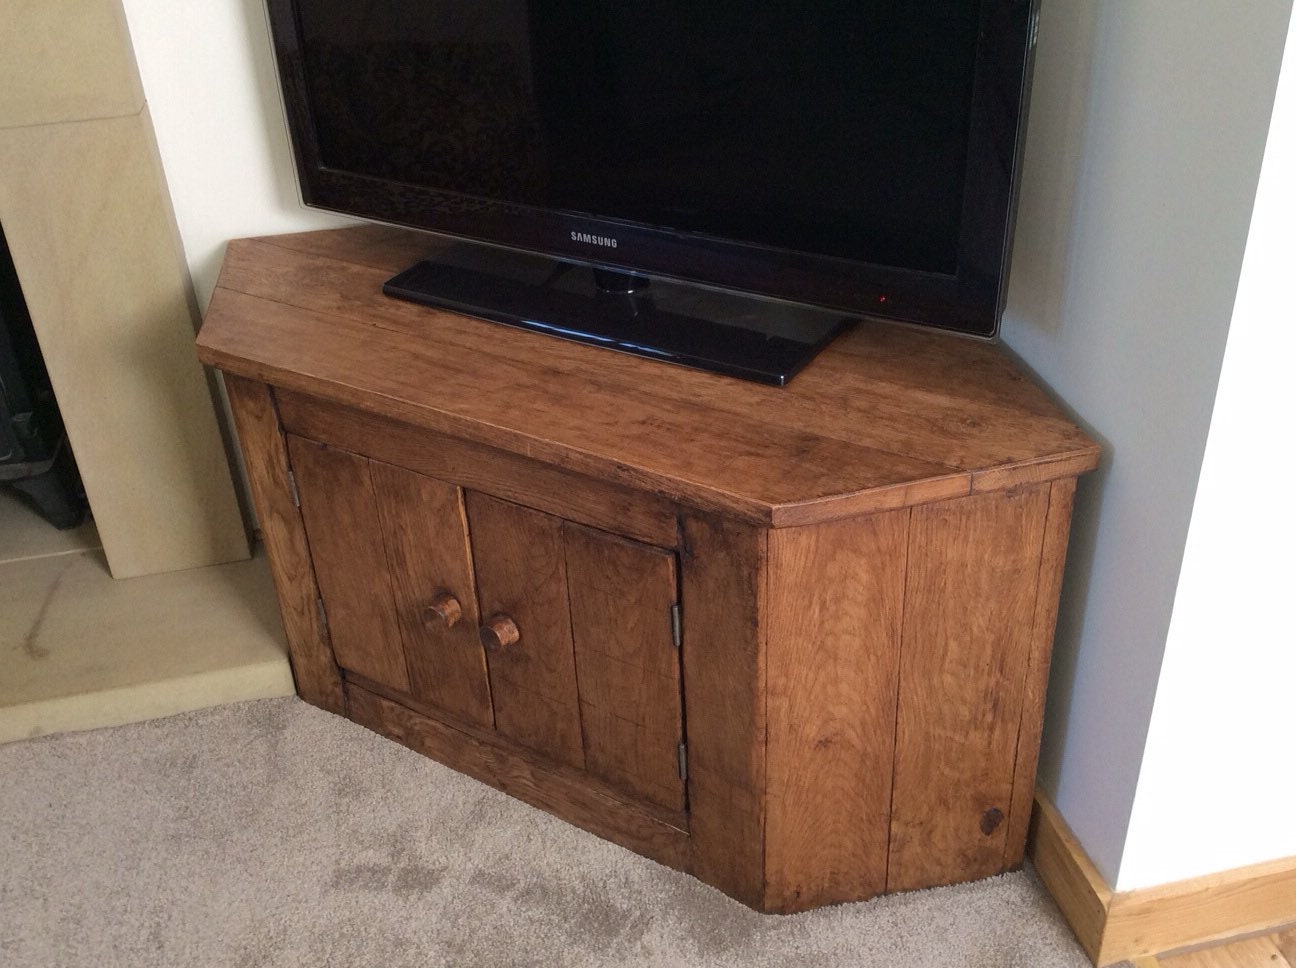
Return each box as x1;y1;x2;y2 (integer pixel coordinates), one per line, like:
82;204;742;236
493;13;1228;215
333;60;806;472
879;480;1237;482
267;0;1039;383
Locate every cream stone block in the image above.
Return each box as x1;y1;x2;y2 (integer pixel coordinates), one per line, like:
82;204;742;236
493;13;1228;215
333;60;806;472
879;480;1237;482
0;0;144;129
0;109;250;578
0;547;295;743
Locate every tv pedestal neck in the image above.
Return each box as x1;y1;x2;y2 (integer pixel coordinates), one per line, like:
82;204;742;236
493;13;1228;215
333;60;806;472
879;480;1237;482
196;224;1099;912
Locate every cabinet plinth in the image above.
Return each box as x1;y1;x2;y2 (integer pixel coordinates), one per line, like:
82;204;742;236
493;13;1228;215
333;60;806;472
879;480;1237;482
197;226;1100;913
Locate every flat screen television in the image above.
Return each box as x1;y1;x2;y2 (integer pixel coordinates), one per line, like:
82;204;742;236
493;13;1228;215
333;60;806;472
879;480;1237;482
266;0;1040;385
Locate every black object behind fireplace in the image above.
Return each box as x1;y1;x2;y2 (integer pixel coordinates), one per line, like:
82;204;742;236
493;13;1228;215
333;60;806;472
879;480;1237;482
0;223;86;529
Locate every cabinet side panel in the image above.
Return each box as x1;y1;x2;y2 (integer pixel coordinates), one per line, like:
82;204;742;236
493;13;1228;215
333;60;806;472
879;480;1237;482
764;511;908;912
370;461;494;730
680;515;767;909
565;524;685;812
466;492;584;770
285;436;411;693
887;486;1050;892
1003;477;1077;867
222;375;344;713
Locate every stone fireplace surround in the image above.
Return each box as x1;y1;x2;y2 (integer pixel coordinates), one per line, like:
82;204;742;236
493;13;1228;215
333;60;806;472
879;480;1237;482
0;0;292;739
0;0;247;579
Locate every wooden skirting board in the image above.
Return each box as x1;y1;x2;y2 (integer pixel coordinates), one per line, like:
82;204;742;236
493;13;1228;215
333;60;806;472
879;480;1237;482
1028;792;1296;965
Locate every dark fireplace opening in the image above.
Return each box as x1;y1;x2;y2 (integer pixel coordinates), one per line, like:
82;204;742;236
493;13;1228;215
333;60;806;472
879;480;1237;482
0;222;86;530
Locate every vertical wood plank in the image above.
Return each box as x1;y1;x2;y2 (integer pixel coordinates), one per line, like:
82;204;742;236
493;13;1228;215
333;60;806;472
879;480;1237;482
1003;477;1078;867
222;375;343;713
370;461;493;729
679;514;767;909
887;485;1050;891
286;436;411;693
764;510;908;911
565;523;684;812
466;492;584;770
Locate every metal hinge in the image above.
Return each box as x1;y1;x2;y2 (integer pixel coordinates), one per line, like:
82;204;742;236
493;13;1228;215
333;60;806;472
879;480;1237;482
287;469;301;508
670;602;682;649
677;741;688;781
316;596;328;630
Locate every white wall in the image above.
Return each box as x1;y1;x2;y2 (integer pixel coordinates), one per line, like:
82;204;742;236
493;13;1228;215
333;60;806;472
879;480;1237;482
119;0;350;310
120;0;1296;891
1116;5;1296;891
1001;0;1293;884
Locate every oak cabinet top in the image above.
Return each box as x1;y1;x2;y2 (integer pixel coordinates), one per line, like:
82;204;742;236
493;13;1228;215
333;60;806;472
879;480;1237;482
197;226;1099;527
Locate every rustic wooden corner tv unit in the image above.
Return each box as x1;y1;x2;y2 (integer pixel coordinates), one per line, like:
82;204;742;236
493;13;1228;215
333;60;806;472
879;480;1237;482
196;225;1099;913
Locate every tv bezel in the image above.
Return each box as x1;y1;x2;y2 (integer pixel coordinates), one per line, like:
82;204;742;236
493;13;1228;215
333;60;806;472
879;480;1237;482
264;0;1039;341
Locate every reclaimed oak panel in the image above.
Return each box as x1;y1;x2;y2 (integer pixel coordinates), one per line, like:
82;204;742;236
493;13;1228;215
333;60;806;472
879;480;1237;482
201;285;965;525
369;461;493;729
1003;478;1078;867
466;492;584;770
565;523;684;812
679;514;767;908
222;231;1093;484
286;436;411;693
887;486;1050;891
201;227;1100;914
764;509;908;912
217;231;1096;494
222;376;344;713
276;389;677;548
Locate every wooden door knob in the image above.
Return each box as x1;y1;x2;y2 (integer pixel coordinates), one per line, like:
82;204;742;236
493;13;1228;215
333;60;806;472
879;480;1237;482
422;591;462;629
479;614;520;649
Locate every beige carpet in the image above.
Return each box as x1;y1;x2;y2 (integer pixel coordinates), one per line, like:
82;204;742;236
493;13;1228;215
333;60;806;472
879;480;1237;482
0;697;1109;967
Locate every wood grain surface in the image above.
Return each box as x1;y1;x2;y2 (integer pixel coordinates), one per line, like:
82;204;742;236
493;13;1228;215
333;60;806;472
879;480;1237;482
678;514;768;908
887;486;1050;891
276;389;678;548
764;509;909;912
1003;478;1078;868
1158;937;1292;968
565;523;685;812
369;461;493;728
1103;852;1296;965
203;227;1101;913
465;492;584;770
1278;931;1296;966
221;375;344;713
285;436;412;694
1030;790;1296;966
197;228;1100;527
1027;793;1112;964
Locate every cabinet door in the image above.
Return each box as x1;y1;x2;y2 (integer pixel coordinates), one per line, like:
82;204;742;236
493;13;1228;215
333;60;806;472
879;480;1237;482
466;492;585;770
286;436;411;693
370;461;493;729
288;438;493;726
565;524;686;812
467;492;686;810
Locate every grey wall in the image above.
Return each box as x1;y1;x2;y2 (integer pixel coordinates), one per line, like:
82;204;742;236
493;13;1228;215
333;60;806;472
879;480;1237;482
1001;0;1294;883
